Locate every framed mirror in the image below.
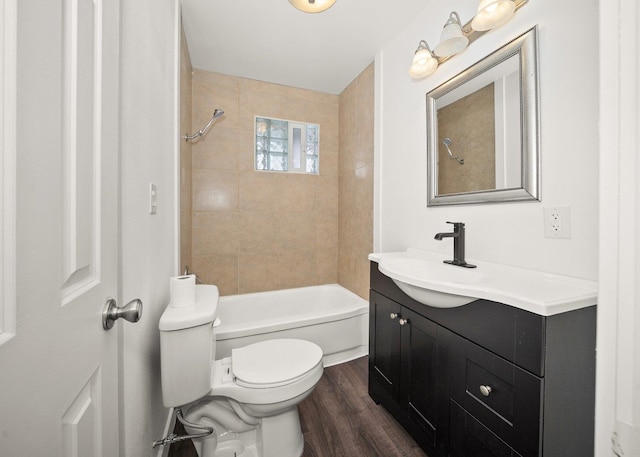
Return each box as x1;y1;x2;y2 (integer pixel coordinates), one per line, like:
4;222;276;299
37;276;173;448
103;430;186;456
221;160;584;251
426;26;540;206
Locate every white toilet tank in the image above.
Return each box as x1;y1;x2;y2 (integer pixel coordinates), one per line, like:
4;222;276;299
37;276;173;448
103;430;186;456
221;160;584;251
159;285;219;407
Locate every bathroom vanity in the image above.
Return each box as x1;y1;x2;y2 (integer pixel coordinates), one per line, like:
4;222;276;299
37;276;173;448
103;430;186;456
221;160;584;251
368;251;597;457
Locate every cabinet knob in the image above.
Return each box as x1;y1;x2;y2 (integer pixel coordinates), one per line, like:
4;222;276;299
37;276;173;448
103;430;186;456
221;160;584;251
390;312;398;320
479;385;492;397
398;318;409;326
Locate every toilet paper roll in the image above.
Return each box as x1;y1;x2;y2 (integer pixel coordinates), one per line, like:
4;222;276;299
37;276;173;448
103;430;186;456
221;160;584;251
169;274;196;308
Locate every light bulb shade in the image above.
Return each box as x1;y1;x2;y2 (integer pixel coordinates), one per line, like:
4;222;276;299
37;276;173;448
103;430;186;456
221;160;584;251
409;58;438;78
434;20;469;57
471;0;515;31
289;0;336;13
409;41;438;78
412;48;432;66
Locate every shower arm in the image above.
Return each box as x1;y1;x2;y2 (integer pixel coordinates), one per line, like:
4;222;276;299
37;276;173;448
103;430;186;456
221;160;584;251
184;109;224;142
442;138;465;165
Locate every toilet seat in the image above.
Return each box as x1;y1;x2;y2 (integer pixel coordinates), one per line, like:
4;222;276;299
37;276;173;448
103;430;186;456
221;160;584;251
232;339;323;389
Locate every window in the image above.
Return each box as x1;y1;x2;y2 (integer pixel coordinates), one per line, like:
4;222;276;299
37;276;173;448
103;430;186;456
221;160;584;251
255;116;319;174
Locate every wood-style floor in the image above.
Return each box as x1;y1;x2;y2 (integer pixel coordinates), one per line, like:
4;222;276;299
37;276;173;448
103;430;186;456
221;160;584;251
299;356;428;457
168;356;428;457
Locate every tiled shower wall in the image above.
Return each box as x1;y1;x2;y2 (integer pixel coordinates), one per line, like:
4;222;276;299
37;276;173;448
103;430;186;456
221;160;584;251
338;64;374;299
183;65;373;299
189;70;340;296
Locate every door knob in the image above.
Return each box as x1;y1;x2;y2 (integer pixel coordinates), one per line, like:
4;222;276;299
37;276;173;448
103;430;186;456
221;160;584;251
390;312;399;320
102;298;143;330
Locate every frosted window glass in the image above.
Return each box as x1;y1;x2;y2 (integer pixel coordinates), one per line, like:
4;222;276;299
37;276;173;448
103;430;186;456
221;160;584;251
254;116;319;174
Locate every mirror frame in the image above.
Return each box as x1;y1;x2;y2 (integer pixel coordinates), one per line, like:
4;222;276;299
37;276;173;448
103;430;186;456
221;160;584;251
426;26;540;206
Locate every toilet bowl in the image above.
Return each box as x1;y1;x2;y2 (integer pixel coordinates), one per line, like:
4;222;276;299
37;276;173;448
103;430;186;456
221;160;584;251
159;285;323;457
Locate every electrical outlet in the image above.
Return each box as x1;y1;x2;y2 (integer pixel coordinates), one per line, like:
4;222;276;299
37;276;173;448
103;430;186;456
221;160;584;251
544;206;571;238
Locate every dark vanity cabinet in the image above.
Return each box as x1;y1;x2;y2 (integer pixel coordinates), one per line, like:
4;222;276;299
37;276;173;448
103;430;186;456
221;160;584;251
370;292;449;453
369;261;596;457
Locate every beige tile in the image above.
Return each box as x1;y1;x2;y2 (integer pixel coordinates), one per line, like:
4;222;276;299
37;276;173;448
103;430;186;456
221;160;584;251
239;211;279;253
316;211;338;250
356;63;375;111
315;175;338;213
355;121;375;170
192;69;238;89
192;76;240;130
339;167;373;214
238;251;280;293
192;169;239;211
239;171;280;212
237;129;257;171
337;251;355;288
192;127;241;171
276;212;316;251
316;248;338;285
238;77;292;98
192;253;238;296
180;209;192;272
192;211;239;256
180;142;192;210
279;174;316;213
238;89;283;128
278;250;316;289
319;151;339;178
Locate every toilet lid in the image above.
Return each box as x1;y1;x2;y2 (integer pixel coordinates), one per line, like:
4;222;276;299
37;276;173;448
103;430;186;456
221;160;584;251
232;339;323;389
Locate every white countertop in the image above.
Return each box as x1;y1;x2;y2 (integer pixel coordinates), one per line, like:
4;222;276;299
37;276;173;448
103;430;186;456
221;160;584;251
369;249;598;316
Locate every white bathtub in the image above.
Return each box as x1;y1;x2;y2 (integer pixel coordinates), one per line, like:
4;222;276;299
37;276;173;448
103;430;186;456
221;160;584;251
215;284;369;367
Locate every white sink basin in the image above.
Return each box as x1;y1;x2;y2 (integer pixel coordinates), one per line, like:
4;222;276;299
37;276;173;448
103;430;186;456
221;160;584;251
370;249;598;316
381;257;483;308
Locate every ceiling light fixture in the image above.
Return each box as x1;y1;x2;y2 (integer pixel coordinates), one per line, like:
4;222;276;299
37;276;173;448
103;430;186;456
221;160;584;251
409;0;527;79
289;0;336;14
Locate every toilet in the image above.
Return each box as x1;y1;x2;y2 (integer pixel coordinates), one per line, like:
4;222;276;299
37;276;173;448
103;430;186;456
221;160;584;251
159;284;324;457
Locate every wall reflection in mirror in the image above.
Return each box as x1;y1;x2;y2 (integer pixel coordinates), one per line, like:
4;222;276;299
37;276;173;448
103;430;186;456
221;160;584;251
427;27;539;206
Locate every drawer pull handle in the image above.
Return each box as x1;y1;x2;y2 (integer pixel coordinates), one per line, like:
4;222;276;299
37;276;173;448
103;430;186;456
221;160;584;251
479;385;492;397
399;318;409;326
390;313;398;320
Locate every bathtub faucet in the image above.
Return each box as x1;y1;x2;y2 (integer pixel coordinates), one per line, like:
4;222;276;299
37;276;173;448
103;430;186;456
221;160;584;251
434;222;476;268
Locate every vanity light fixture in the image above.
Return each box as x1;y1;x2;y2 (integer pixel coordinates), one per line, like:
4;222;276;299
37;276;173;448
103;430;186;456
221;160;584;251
289;0;336;13
434;12;469;58
409;0;527;79
409;40;439;78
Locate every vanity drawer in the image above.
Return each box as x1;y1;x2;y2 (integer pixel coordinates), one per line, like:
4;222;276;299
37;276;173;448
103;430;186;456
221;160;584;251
450;334;542;457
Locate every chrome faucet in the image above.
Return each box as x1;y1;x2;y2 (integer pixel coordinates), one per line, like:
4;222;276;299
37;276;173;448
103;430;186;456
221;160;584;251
434;222;476;268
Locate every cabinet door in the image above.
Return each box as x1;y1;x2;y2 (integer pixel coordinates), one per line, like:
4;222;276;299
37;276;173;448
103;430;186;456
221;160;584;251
450;400;522;457
402;308;441;445
369;292;403;400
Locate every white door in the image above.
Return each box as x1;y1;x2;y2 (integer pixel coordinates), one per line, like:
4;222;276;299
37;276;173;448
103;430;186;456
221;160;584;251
0;0;122;455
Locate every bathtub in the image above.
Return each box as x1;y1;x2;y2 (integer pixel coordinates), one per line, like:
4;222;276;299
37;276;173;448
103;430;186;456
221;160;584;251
215;284;369;367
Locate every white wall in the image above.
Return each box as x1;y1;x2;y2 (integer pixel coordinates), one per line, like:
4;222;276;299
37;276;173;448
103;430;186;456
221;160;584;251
375;0;599;281
597;1;640;455
119;0;180;454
